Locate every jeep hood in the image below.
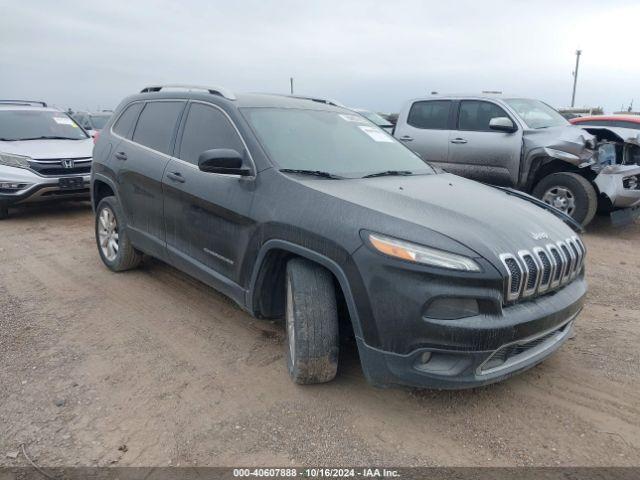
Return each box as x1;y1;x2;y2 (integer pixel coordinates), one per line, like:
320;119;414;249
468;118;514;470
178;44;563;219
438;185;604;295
302;173;576;262
0;138;94;159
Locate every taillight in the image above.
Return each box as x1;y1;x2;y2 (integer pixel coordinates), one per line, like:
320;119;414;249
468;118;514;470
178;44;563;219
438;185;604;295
93;130;100;144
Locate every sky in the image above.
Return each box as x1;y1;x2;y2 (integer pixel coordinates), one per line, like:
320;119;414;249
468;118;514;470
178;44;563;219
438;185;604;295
1;0;638;114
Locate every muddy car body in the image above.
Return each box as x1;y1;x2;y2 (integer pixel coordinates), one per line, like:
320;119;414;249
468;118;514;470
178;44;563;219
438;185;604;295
91;85;587;389
394;94;640;226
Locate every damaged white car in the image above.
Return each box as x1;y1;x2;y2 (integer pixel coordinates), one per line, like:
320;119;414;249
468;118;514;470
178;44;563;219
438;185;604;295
577;126;640;225
393;94;640;226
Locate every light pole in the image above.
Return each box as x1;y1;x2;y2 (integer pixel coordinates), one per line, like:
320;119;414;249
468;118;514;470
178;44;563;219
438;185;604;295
571;49;582;107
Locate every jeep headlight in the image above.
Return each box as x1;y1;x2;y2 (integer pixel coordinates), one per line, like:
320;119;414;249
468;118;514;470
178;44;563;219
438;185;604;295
368;233;481;272
0;152;31;169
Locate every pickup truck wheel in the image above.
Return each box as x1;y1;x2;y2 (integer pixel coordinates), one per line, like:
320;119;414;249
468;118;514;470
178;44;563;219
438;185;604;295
95;196;142;272
533;172;597;226
285;258;339;384
0;205;8;220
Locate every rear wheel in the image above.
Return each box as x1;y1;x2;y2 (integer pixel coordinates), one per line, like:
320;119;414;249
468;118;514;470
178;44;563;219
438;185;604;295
95;196;142;271
532;172;597;226
285;258;339;384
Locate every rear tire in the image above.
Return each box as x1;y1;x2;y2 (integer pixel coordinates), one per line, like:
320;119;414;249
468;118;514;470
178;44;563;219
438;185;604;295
532;172;597;226
285;258;339;384
95;196;142;272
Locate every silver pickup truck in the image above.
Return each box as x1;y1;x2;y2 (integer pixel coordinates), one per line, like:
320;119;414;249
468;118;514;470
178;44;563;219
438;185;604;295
393;94;640;226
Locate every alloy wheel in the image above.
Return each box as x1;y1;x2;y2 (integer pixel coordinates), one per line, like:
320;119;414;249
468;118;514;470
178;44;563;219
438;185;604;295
98;206;119;262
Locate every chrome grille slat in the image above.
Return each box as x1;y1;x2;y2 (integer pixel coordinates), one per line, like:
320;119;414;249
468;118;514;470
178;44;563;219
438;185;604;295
558;241;573;284
534;247;552;292
501;237;586;304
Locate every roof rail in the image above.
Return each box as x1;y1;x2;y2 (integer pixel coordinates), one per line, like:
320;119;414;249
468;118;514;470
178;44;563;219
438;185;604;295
0;99;47;107
140;84;236;101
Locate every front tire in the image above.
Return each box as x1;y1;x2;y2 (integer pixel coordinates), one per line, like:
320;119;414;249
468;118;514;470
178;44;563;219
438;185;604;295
532;172;597;226
0;204;8;220
95;196;142;272
285;258;339;384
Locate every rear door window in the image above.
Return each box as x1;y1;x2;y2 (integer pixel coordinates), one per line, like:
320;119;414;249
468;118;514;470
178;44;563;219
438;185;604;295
112;103;144;139
458;100;511;132
132;101;185;154
406;100;452;129
178;103;244;165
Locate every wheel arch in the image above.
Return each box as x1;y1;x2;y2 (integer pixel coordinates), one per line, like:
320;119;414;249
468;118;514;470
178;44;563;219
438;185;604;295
524;155;597;193
91;174;118;212
247;239;364;339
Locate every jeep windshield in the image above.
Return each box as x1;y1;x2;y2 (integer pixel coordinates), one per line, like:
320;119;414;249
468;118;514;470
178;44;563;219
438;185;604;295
504;98;569;129
0;110;88;141
243;108;433;178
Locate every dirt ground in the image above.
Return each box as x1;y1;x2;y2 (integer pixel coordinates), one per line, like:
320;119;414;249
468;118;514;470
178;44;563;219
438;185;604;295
0;202;639;468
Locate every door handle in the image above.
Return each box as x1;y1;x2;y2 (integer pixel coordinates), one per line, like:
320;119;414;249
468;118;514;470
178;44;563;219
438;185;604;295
450;138;468;144
114;151;128;161
167;171;185;183
399;135;414;142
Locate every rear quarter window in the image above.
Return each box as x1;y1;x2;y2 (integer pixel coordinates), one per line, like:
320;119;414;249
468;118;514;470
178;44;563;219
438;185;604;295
131;101;185;154
112;103;144;139
406;100;451;129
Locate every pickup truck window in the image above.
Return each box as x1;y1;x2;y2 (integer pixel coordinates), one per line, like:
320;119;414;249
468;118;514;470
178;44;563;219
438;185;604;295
504;98;567;129
458;100;510;132
407;100;451;130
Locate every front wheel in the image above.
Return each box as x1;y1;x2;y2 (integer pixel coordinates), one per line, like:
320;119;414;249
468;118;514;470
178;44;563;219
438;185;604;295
95;196;142;272
285;258;339;384
532;172;597;226
0;204;8;220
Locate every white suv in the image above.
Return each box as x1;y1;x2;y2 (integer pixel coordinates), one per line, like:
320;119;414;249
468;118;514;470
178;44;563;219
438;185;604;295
0;100;94;219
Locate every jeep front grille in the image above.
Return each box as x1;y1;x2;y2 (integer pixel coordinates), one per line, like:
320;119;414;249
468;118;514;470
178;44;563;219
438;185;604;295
500;236;585;303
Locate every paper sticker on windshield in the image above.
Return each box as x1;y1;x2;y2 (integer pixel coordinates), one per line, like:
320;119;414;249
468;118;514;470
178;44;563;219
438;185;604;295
339;114;365;123
358;125;394;142
53;116;74;125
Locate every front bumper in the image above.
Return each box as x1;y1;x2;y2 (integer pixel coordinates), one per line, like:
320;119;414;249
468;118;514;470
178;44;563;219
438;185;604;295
350;243;587;389
594;164;640;208
0;165;90;207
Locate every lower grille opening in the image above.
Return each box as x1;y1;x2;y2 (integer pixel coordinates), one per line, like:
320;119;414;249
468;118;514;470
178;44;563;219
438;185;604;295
480;321;572;373
41;188;90;197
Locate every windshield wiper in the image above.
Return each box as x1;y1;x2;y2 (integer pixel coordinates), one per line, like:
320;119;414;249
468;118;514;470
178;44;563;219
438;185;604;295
279;169;344;179
362;170;414;178
14;136;84;141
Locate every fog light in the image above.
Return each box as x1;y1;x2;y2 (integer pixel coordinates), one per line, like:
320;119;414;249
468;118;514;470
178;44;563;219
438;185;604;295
423;297;480;320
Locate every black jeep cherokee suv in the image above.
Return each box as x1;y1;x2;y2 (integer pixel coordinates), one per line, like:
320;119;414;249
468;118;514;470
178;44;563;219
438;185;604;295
91;84;587;389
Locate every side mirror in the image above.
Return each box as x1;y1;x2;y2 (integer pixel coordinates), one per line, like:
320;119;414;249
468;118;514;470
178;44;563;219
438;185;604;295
198;149;251;176
489;117;516;133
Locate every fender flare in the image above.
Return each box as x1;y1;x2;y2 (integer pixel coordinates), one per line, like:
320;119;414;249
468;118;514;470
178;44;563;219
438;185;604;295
91;173;120;212
246;239;364;339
